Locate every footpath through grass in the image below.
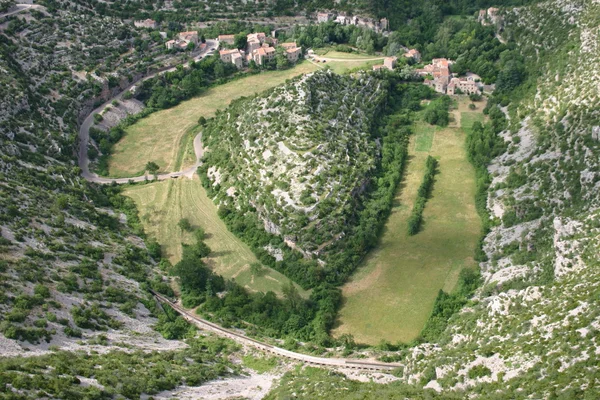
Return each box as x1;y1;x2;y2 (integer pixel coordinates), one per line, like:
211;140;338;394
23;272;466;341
123;177;309;298
333;99;482;345
107;62;319;178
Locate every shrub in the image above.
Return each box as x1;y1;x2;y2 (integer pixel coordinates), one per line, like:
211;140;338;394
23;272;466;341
468;365;492;379
178;218;193;232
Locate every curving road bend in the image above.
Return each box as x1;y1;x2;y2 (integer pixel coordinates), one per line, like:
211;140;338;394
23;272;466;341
151;290;402;372
78;39;217;184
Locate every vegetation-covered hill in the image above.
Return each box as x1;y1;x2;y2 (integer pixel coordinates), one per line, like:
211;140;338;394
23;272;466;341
200;70;386;264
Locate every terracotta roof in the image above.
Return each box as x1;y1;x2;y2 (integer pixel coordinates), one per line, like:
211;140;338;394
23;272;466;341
220;49;240;55
218;34;235;40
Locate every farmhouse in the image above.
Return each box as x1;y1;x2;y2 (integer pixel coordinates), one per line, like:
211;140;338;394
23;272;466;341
317;12;334;23
447;76;480;95
166;39;188;50
166;31;199;50
218;34;235;45
252;46;276;66
285;46;302;63
372;56;397;71
134;19;157;29
179;31;198;46
220;49;245;69
384;56;397;70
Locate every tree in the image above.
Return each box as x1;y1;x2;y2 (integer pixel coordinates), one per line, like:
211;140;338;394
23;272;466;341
178;218;193;231
234;33;247;50
145;161;159;174
198;116;207;126
250;262;264;277
282;282;302;312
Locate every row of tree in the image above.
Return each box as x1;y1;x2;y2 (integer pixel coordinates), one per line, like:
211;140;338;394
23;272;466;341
407;156;438;235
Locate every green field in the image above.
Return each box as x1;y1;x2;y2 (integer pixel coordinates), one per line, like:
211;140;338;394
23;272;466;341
413;122;436;152
107;62;319;178
325;59;382;74
332;103;482;345
460;111;485;134
123;177;309;298
314;48;384;60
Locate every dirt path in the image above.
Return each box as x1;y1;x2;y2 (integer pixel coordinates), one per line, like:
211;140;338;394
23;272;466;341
151;291;401;372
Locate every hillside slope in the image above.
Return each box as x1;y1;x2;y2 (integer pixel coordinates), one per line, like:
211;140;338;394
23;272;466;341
199;70;389;282
0;4;184;357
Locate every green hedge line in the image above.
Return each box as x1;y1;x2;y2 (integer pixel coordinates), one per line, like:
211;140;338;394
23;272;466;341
407;156;438;236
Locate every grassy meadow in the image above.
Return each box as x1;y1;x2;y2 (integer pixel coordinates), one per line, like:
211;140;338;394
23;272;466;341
123;177;309;298
332;98;482;345
313;48;384;60
107;62;319;178
325;59;382;74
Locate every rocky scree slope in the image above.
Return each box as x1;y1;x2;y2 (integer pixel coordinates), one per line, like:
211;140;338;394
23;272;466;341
0;7;183;357
200;70;387;265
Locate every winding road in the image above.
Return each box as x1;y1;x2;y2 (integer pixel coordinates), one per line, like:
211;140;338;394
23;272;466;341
0;3;44;18
151;291;401;372
78;39;218;184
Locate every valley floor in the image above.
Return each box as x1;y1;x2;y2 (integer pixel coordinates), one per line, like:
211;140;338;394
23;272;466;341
333;98;484;344
124;176;309;297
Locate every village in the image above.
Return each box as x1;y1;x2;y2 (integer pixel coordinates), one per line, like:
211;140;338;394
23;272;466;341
134;12;484;94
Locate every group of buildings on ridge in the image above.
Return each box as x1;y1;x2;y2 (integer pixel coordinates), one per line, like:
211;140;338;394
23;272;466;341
218;32;302;69
134;18;482;96
478;7;501;26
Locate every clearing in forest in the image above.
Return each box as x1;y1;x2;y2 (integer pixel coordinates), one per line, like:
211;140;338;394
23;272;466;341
107;62;319;178
123;177;309;298
333;98;483;345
